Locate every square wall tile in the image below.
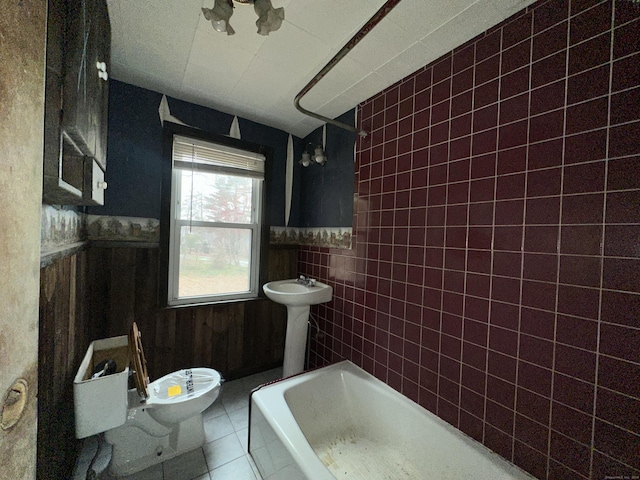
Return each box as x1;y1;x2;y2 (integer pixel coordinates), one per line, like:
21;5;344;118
596;387;640;435
528;138;563;169
570;1;612;45
601;290;640;327
568;64;610;104
533;21;567;60
594;420;640;471
569;31;611;75
532;51;567;89
549;431;591;477
612;52;640;92
609;121;640;158
553;371;594;414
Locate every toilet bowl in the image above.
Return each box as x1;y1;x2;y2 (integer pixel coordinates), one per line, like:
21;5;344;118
101;324;223;477
144;368;221;425
104;367;222;476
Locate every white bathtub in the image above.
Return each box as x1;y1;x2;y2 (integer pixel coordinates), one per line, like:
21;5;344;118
249;361;536;480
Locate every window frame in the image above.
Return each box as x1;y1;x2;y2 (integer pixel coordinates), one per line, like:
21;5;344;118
160;123;271;308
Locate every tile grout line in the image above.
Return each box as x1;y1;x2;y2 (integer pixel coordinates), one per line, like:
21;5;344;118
509;9;534;464
457;39;476;433
543;1;572;476
589;1;616;476
479;23;502;451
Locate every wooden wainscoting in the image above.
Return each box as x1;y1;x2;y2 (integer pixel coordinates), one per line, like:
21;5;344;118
87;244;297;380
38;247;92;480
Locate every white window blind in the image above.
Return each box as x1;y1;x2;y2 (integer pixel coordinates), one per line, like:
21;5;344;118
173;135;265;177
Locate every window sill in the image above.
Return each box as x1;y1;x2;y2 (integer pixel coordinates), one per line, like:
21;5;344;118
161;294;269;310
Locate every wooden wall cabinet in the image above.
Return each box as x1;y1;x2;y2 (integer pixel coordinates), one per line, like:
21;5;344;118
43;0;110;206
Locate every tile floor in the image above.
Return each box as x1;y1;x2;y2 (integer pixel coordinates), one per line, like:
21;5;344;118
100;367;282;480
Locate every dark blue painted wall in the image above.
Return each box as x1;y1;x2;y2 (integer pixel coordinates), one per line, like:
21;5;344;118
91;80;354;229
296;110;356;228
90;82;163;219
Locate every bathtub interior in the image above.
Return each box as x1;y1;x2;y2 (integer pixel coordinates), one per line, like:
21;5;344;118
283;370;412;478
282;362;534;480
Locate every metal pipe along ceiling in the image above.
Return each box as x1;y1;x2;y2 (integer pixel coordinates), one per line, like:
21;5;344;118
294;0;403;137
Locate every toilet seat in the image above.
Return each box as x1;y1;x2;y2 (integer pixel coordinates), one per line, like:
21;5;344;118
147;368;222;405
128;322;150;399
127;322;222;405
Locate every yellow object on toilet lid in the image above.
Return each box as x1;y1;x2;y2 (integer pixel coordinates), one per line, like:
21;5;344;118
167;385;182;397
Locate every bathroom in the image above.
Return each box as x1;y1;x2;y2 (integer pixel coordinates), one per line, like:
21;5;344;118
1;0;638;478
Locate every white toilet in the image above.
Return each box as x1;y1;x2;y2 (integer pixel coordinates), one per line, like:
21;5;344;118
104;366;222;476
74;323;223;477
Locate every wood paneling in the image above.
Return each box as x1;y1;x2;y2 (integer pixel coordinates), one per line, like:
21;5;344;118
38;249;92;480
88;244;297;380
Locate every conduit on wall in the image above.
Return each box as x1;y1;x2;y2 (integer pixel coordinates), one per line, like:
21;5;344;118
294;0;403;137
285;133;293;226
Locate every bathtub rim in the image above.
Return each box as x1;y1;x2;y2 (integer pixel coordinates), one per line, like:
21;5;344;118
249;364;336;479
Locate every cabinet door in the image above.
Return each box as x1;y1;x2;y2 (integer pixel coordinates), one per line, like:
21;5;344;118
93;0;110;169
62;0;110;170
84;158;107;205
43;0;85;204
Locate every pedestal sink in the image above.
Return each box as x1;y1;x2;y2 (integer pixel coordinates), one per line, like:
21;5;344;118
263;278;332;377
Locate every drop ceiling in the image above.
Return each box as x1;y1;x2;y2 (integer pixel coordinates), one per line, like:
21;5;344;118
107;0;536;138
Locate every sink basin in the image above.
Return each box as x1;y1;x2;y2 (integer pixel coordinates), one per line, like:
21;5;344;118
263;279;332;307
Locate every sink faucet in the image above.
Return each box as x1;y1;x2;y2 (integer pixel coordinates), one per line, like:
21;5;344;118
297;275;316;287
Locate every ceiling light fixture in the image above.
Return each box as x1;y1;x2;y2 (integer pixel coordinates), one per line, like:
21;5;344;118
202;0;284;36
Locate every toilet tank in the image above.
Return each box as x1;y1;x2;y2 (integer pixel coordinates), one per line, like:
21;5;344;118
73;335;130;439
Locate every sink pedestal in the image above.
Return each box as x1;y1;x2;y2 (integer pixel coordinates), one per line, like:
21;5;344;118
282;305;310;377
262;278;332;379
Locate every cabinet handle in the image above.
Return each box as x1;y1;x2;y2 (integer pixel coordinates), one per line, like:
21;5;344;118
97;181;108;190
97;61;108;81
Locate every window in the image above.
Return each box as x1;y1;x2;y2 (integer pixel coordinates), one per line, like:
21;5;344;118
164;132;266;306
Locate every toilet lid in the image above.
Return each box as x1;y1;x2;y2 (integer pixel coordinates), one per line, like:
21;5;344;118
129;322;149;399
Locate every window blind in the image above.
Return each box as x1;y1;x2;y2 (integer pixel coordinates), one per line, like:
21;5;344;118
173;135;265;177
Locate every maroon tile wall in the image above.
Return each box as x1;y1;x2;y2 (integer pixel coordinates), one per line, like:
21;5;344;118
299;1;640;478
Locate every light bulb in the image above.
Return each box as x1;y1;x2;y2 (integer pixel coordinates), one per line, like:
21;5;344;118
212;19;227;32
299;152;311;167
314;147;326;165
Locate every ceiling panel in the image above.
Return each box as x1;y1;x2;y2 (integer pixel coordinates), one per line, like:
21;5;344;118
285;0;382;41
255;23;333;76
107;0;537;138
384;0;480;40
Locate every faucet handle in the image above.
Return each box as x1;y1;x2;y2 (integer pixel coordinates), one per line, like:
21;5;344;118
296;275;316;286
